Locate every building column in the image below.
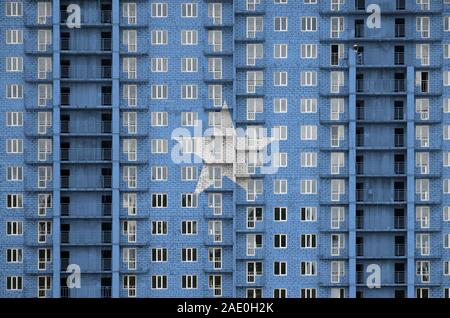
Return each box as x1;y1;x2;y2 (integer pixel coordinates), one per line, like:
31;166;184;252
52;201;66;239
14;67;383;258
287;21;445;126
52;0;61;298
348;48;357;298
111;0;121;298
406;66;415;298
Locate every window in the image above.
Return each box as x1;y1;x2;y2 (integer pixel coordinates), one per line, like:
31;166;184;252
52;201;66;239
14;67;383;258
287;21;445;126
6;57;22;72
6;29;22;44
6;139;23;154
151;166;168;182
122;3;137;24
301;179;317;194
181;193;198;208
416;99;429;120
274;234;287;248
37;58;52;79
416;126;429;147
274;207;287;222
151;58;168;72
151;3;168;17
123;112;137;134
301;125;317;140
416;17;430;38
6;221;22;235
301;44;317;59
181;85;198;99
182;275;198;289
274;98;287;113
122;30;137;51
181;112;198;127
274;44;288;59
416;261;430;283
247;16;263;38
6;112;23;126
331;261;345;283
6;249;22;263
123;57;137;79
301;98;317;113
151;221;168;235
181;57;198;72
301;17;317;32
416;179;429;201
300;288;317;298
300;234;317;248
274;179;287;194
331;207;345;229
37;139;52;160
6;84;23;99
331;179;345;201
181;220;197;235
151;30;168;45
272;126;287;140
331;98;344;120
273;152;287;168
331;152;345;174
38;30;52;51
151;85;168;99
38;84;52;106
208;3;222;25
247;207;263;228
300;207;317;222
274;71;288;86
151;193;168;208
247;71;263;93
151;112;168;126
181;248;197;262
7;166;22;181
181;3;197;17
151;276;167;289
331;71;345;93
208;58;222;79
330;17;344;38
247;44;263;65
151;248;168;262
181;166;197;181
123;193;136;215
6;276;22;291
247;98;263;120
301;152;317;167
6;2;22;16
208;31;222;52
181;30;197;45
300;71;317;86
123;275;136;297
274;17;288;31
274;261;287;276
300;261;317;276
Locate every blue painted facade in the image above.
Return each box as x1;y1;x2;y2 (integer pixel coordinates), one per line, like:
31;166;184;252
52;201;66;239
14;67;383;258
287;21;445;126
1;0;450;298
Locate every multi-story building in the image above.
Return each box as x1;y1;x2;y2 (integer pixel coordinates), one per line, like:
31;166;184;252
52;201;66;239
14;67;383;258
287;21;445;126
1;0;450;298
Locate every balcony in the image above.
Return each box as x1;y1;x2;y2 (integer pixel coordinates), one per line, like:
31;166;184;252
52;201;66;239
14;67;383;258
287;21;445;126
61;93;112;108
356;79;406;94
60;121;112;134
61;148;112;162
61;66;112;81
395;271;406;284
60;38;112;52
61;286;112;298
60;203;111;217
60;230;112;245
356;216;364;229
394;162;405;174
394;216;406;229
394;134;405;148
60;10;111;25
60;176;112;189
356;244;364;256
395;244;406;257
394;190;406;202
60;258;112;272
